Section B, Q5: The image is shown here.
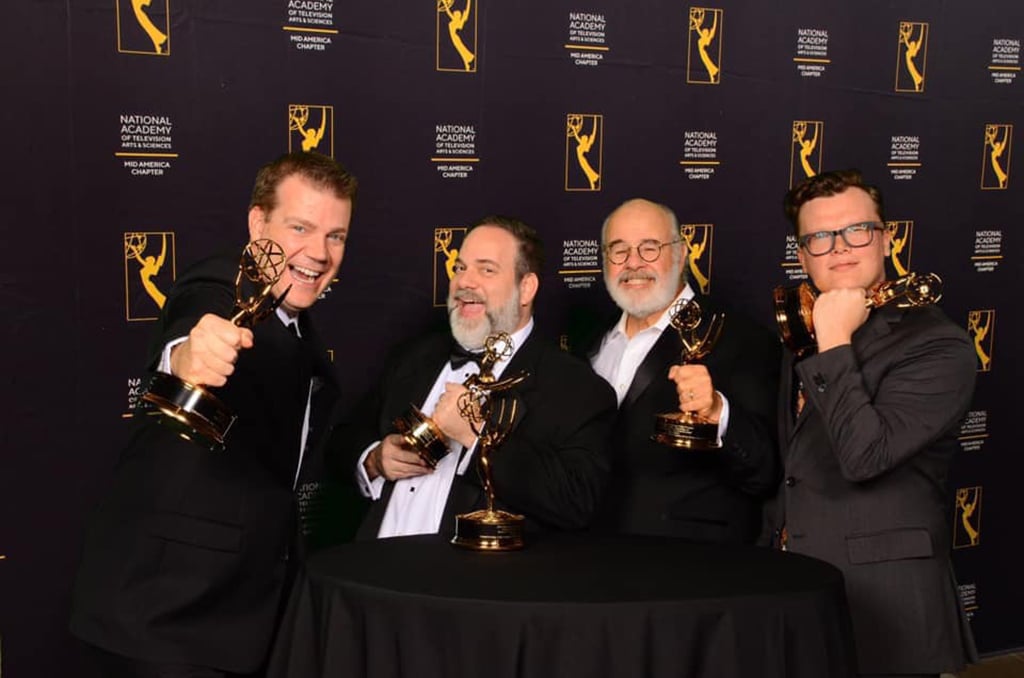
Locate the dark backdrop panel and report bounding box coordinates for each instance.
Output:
[2,0,1020,674]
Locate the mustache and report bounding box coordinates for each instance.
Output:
[451,290,484,303]
[617,270,658,284]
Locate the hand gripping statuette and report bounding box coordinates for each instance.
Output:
[447,333,528,551]
[651,297,725,450]
[394,332,519,469]
[141,239,290,451]
[773,271,943,358]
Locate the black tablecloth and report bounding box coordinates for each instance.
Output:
[268,533,855,678]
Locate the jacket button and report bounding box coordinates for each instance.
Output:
[785,476,796,487]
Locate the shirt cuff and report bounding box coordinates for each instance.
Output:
[158,336,189,374]
[716,390,731,442]
[355,441,385,500]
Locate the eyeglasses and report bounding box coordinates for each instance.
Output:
[604,239,681,265]
[798,222,886,257]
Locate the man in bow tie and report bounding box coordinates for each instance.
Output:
[336,216,617,539]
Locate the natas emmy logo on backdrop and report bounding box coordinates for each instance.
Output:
[565,114,603,191]
[894,21,928,93]
[436,0,477,73]
[124,231,176,322]
[953,486,982,549]
[789,120,824,188]
[885,221,913,277]
[434,227,467,307]
[686,7,723,84]
[680,224,714,294]
[967,310,995,372]
[981,124,1012,190]
[117,0,170,55]
[288,105,334,156]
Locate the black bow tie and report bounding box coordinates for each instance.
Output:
[450,343,483,370]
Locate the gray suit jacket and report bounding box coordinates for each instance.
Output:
[766,303,978,675]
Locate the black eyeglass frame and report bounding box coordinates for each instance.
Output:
[604,239,683,265]
[797,221,886,257]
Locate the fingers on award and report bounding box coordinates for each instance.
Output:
[652,298,725,450]
[141,239,289,451]
[773,271,942,357]
[393,333,515,469]
[447,333,528,551]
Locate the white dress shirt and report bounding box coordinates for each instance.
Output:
[357,320,534,538]
[591,285,730,437]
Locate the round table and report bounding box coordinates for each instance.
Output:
[268,533,855,678]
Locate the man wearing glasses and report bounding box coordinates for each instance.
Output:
[581,198,780,543]
[767,170,977,677]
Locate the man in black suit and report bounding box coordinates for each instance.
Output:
[766,170,977,677]
[342,216,616,539]
[69,152,357,677]
[582,198,779,543]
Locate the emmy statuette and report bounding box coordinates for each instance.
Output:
[393,333,521,468]
[445,333,529,551]
[651,298,725,450]
[773,271,943,357]
[141,239,289,451]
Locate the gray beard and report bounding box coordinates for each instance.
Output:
[448,288,521,350]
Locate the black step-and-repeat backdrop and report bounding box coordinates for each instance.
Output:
[2,0,1021,673]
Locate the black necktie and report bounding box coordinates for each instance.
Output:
[450,342,483,369]
[287,321,301,339]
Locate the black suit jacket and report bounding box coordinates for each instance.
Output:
[334,328,617,540]
[765,304,977,674]
[577,293,780,543]
[69,251,339,673]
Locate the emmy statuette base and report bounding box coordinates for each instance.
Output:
[393,404,449,468]
[651,412,721,450]
[451,509,525,551]
[141,372,236,452]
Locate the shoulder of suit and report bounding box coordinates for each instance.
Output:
[529,336,609,380]
[155,250,238,333]
[888,304,970,342]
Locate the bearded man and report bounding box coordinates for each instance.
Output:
[337,216,616,539]
[581,198,780,543]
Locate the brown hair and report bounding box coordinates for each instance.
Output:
[783,169,884,236]
[249,152,358,214]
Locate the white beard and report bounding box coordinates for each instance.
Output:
[605,255,684,319]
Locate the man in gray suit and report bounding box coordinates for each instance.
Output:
[766,170,977,678]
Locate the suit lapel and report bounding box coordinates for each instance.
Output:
[780,351,801,445]
[500,331,538,429]
[399,336,453,414]
[621,328,677,411]
[620,290,720,411]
